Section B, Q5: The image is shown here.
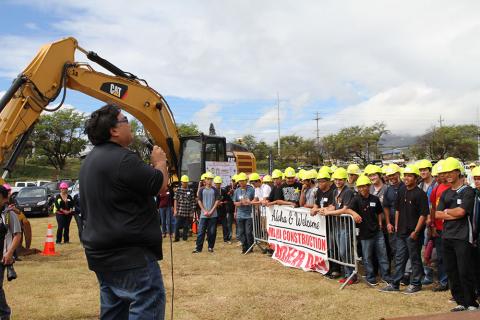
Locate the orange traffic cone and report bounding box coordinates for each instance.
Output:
[41,223,58,256]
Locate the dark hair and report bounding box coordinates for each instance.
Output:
[0,186,8,199]
[84,104,121,145]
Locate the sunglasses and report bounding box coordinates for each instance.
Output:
[116,116,129,124]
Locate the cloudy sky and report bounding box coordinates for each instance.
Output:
[1,0,480,142]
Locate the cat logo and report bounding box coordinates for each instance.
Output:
[100,82,128,99]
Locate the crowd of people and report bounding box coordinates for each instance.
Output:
[162,157,480,313]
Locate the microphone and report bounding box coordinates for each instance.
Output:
[140,137,154,151]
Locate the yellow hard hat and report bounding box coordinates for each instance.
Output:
[332,167,348,180]
[381,165,389,175]
[356,175,372,187]
[317,171,331,180]
[213,176,222,184]
[236,172,248,181]
[200,173,206,180]
[347,164,362,175]
[272,169,283,179]
[320,166,333,174]
[403,164,420,176]
[284,167,296,178]
[364,164,382,176]
[298,169,307,178]
[431,163,439,177]
[231,174,238,182]
[416,159,433,170]
[472,166,480,177]
[249,172,261,181]
[443,157,463,174]
[180,175,189,183]
[262,175,272,182]
[204,171,215,179]
[330,165,338,172]
[469,162,477,168]
[385,163,401,176]
[302,170,316,180]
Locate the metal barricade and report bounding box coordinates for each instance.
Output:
[245,205,269,253]
[326,214,362,289]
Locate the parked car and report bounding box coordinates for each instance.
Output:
[11,181,37,195]
[14,186,52,217]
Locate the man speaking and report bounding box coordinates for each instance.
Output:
[80,104,168,320]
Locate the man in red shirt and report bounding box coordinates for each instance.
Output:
[429,160,449,291]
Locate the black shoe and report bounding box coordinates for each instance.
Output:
[208,248,214,253]
[379,284,400,293]
[173,239,180,242]
[451,305,466,312]
[400,275,410,286]
[432,284,449,292]
[403,285,422,295]
[192,249,201,254]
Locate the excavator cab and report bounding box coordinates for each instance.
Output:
[178,134,227,182]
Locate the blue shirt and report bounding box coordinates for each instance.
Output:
[233,185,255,219]
[198,187,220,218]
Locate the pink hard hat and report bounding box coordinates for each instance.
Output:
[59,182,69,189]
[2,184,11,191]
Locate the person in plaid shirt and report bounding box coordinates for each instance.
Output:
[173,175,196,242]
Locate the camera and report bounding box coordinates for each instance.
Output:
[6,265,17,281]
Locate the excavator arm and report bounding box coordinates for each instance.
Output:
[0,37,180,178]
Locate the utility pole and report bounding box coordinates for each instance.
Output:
[438,115,444,127]
[314,112,321,166]
[277,92,281,158]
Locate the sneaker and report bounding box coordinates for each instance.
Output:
[379,284,400,293]
[324,272,339,279]
[448,297,456,304]
[400,275,410,286]
[451,305,466,312]
[367,280,379,286]
[208,248,214,253]
[192,249,201,254]
[432,284,449,292]
[467,306,478,311]
[403,285,422,295]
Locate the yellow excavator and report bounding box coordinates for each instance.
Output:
[0,37,256,183]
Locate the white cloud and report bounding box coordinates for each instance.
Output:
[2,1,480,138]
[191,103,222,133]
[25,22,39,30]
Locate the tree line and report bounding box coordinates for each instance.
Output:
[15,110,479,172]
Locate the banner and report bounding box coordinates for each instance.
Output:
[205,161,237,187]
[266,205,329,274]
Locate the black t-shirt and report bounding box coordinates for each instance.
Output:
[268,185,284,202]
[79,142,164,272]
[315,185,335,208]
[333,186,354,209]
[281,182,303,206]
[349,194,383,240]
[395,185,429,236]
[437,185,474,241]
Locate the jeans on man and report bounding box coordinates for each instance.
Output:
[443,238,478,307]
[361,230,391,283]
[392,234,424,287]
[159,207,174,234]
[95,258,166,320]
[56,214,73,243]
[335,228,354,277]
[73,213,83,243]
[237,218,253,252]
[424,231,448,286]
[174,216,190,241]
[195,218,217,251]
[0,266,11,320]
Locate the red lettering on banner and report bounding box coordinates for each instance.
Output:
[268,227,276,238]
[290,249,305,268]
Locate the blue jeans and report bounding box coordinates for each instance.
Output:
[392,234,424,287]
[361,231,391,283]
[424,231,448,286]
[237,218,253,252]
[95,258,166,320]
[159,207,174,234]
[335,228,354,277]
[196,217,217,251]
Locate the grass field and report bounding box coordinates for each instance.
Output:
[7,216,458,320]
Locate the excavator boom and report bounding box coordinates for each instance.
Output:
[0,37,180,177]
